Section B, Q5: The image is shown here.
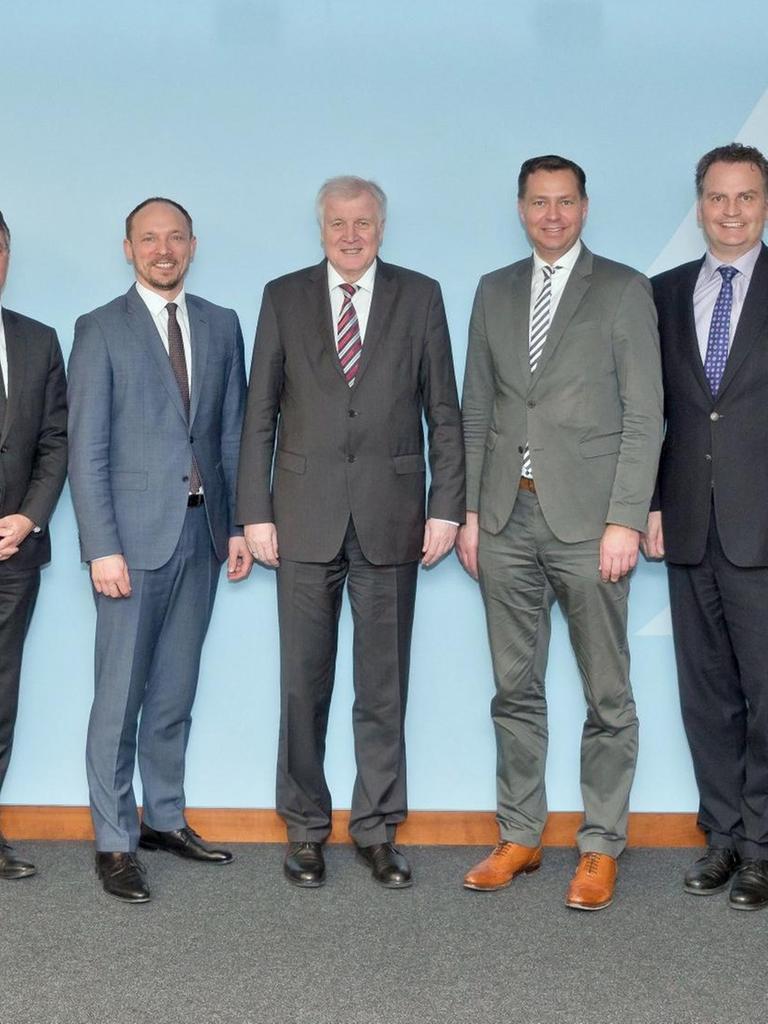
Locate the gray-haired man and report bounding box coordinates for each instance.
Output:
[237,176,465,888]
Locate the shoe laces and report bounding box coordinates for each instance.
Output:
[583,852,602,876]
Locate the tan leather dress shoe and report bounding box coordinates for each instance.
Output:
[463,841,542,891]
[565,852,617,910]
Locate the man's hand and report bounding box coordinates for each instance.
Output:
[641,510,665,560]
[421,518,458,567]
[227,536,254,581]
[456,511,480,580]
[599,524,640,583]
[244,522,279,568]
[0,514,35,561]
[91,554,132,598]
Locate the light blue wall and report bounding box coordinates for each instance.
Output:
[1,1,766,814]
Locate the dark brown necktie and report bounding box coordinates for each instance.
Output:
[166,302,201,493]
[0,360,7,428]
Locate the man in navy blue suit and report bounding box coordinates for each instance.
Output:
[645,144,768,910]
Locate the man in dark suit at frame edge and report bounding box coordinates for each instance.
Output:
[644,142,768,911]
[68,198,252,903]
[236,175,465,889]
[0,210,68,880]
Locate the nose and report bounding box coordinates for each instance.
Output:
[723,195,740,217]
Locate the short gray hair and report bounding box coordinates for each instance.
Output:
[315,176,387,225]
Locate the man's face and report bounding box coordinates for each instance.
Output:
[518,169,588,264]
[321,191,384,283]
[697,160,768,262]
[0,231,9,295]
[124,201,196,296]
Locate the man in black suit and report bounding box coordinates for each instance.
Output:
[644,143,768,910]
[236,176,464,888]
[0,210,67,879]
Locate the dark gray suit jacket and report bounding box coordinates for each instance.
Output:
[652,244,768,566]
[0,308,67,571]
[463,245,663,542]
[236,259,465,564]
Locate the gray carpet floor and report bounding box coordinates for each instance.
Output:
[0,844,765,1024]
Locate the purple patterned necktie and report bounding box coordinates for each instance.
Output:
[166,302,201,493]
[703,265,737,396]
[336,283,362,387]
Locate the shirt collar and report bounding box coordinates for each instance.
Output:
[532,239,582,276]
[327,258,378,294]
[703,241,762,283]
[135,280,188,318]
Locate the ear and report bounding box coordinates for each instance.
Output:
[189,236,197,261]
[123,238,134,264]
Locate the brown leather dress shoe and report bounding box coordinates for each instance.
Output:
[565,852,617,910]
[463,841,542,891]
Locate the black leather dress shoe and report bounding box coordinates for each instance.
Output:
[729,859,768,911]
[284,842,325,887]
[684,846,740,895]
[139,823,233,863]
[0,836,36,880]
[356,842,412,888]
[96,852,150,903]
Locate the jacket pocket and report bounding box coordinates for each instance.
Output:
[578,433,621,458]
[110,471,148,491]
[393,453,425,474]
[275,449,307,474]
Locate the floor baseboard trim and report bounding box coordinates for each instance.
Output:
[0,806,705,847]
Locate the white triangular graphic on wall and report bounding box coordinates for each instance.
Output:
[647,88,768,276]
[636,605,672,636]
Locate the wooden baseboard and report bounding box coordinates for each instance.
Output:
[0,806,705,847]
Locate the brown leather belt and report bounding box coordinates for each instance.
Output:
[518,477,536,494]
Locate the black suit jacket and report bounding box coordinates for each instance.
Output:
[236,259,465,564]
[652,244,768,566]
[0,308,67,570]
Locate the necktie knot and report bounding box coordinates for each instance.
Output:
[718,265,737,283]
[166,302,178,316]
[340,283,356,299]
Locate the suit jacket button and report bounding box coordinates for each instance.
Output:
[704,454,712,462]
[517,446,523,454]
[527,400,536,408]
[710,411,720,421]
[182,474,190,482]
[347,455,356,463]
[348,410,358,418]
[0,446,6,453]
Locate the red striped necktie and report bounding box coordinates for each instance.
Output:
[336,283,362,387]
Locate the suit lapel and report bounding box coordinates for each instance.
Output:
[187,296,209,425]
[676,259,710,397]
[354,260,398,386]
[502,260,534,384]
[532,245,591,383]
[304,261,346,385]
[1,309,26,443]
[719,245,768,397]
[125,285,187,422]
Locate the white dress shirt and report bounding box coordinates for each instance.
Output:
[327,259,377,341]
[529,240,582,330]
